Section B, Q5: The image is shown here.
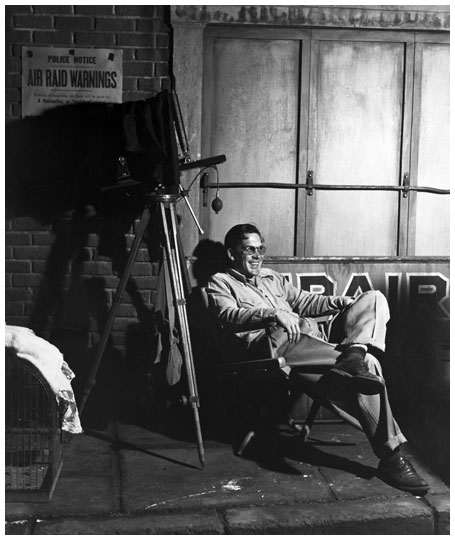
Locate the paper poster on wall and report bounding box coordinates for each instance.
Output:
[22,46,123,117]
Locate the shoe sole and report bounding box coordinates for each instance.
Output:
[321,370,385,400]
[386,483,429,495]
[378,473,430,495]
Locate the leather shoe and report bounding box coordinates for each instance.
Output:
[318,346,385,400]
[378,451,429,495]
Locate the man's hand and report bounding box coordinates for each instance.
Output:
[275,310,301,343]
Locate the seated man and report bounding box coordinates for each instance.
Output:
[206,223,429,495]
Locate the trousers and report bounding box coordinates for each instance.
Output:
[266,290,406,459]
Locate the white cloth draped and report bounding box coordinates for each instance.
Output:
[5,325,83,435]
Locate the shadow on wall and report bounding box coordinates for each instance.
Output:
[383,313,450,486]
[5,104,269,442]
[6,103,123,220]
[116,238,231,441]
[187,238,227,378]
[5,102,177,430]
[185,239,231,440]
[6,93,179,220]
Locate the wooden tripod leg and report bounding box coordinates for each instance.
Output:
[78,205,152,415]
[169,206,205,467]
[160,200,205,467]
[168,203,199,395]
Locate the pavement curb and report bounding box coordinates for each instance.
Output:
[424,493,450,535]
[223,497,435,535]
[31,510,225,535]
[4,519,34,535]
[9,495,446,535]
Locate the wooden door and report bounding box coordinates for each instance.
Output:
[409,36,450,255]
[201,27,448,258]
[202,28,308,254]
[302,31,414,256]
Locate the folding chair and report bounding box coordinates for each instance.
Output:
[197,289,363,457]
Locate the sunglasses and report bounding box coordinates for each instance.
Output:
[238,245,266,256]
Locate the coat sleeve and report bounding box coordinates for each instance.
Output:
[281,274,353,317]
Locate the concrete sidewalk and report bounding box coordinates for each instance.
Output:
[5,421,449,535]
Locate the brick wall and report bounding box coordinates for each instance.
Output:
[5,5,171,119]
[5,6,173,425]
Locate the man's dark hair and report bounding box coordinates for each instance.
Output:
[224,223,264,250]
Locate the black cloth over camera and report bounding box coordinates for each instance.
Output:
[6,90,180,220]
[121,90,180,193]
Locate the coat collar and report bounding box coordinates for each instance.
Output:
[227,267,273,285]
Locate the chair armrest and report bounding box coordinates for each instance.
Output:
[221,320,278,334]
[216,356,287,377]
[312,309,339,323]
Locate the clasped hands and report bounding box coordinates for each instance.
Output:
[274,298,353,343]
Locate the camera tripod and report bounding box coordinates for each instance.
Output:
[78,190,205,467]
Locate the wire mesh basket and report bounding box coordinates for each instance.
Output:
[5,352,64,502]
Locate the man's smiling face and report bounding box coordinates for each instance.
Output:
[228,233,265,278]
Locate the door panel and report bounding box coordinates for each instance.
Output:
[203,37,300,254]
[413,43,450,255]
[310,191,399,255]
[201,28,449,258]
[307,40,405,256]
